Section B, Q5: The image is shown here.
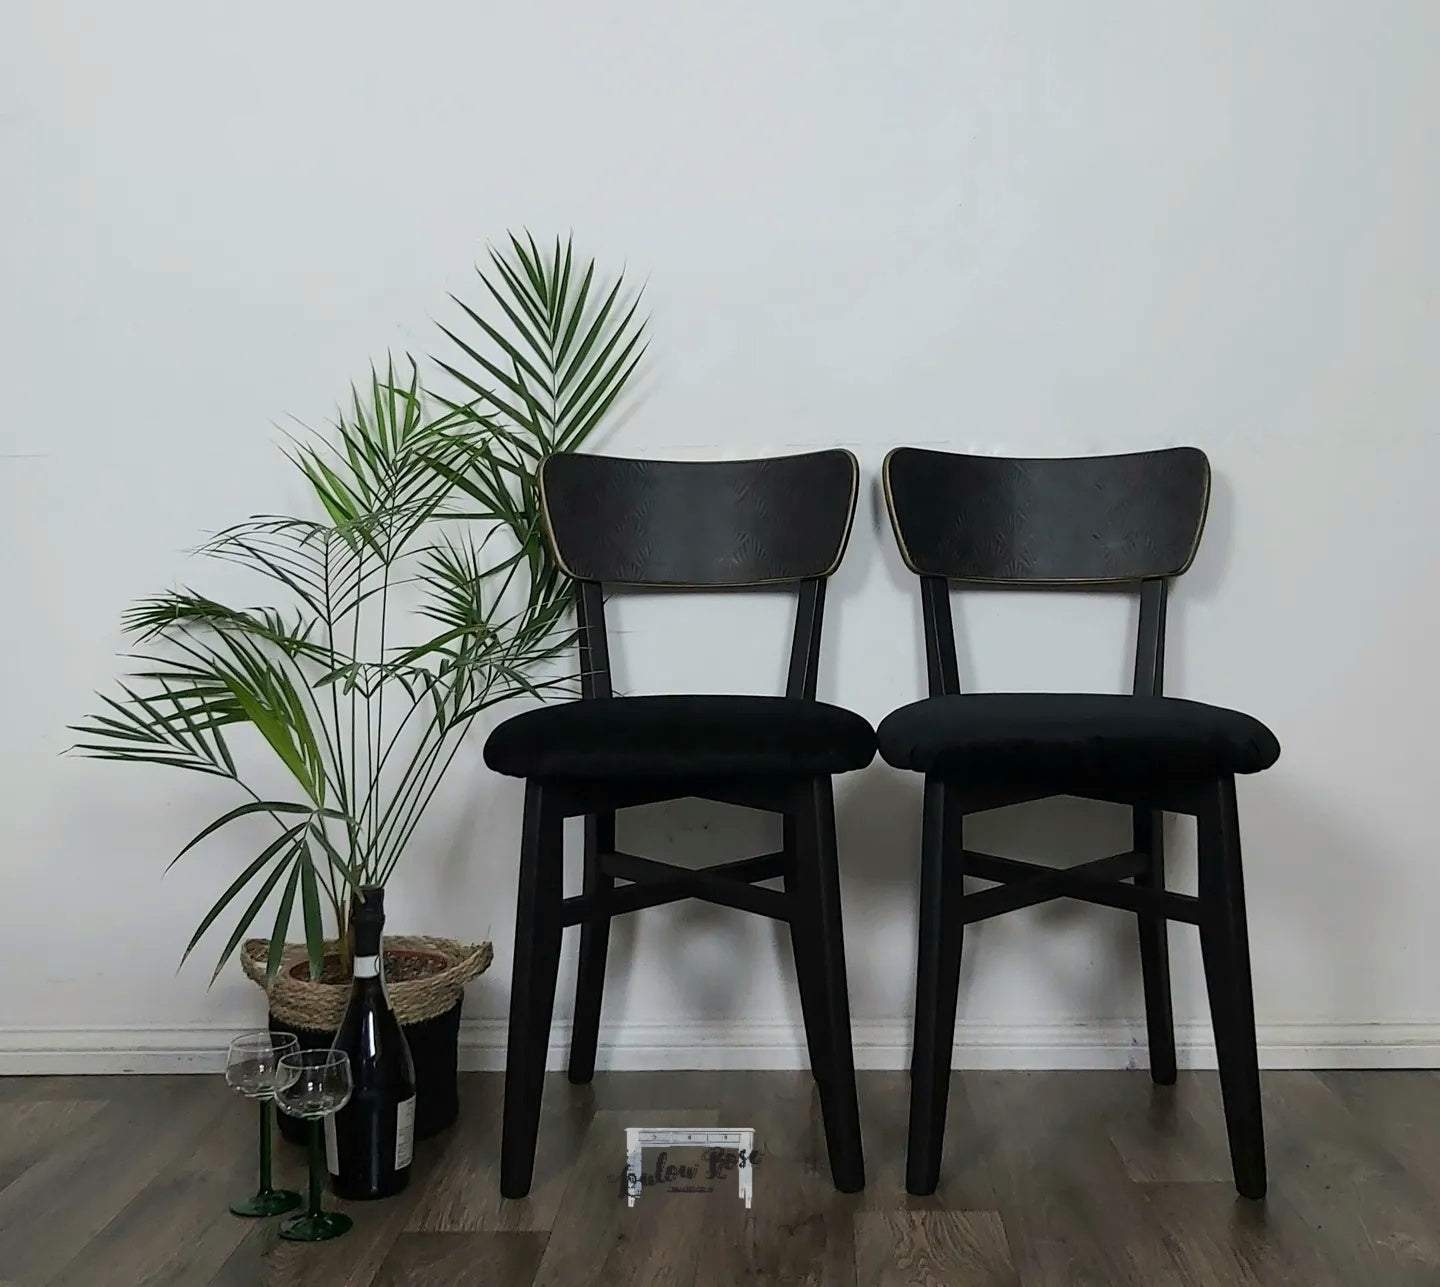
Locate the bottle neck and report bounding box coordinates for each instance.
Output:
[351,922,384,986]
[349,888,386,987]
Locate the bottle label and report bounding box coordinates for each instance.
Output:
[324,1113,339,1175]
[395,1095,416,1170]
[353,954,380,978]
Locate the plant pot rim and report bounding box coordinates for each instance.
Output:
[241,934,491,1029]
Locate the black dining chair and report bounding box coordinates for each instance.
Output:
[878,446,1279,1200]
[485,449,872,1199]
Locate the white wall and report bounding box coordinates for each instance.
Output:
[3,0,1438,1072]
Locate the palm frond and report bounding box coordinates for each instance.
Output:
[432,233,648,454]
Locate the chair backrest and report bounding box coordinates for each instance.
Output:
[539,451,858,587]
[883,447,1209,584]
[882,446,1211,697]
[538,450,860,699]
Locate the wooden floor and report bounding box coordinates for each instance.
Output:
[1,1069,1438,1285]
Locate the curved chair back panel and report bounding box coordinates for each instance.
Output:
[539,450,859,587]
[883,447,1210,585]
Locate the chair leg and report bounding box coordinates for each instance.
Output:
[783,812,829,1083]
[1134,807,1177,1085]
[906,776,965,1196]
[1197,775,1266,1200]
[569,812,615,1084]
[500,780,565,1199]
[792,776,865,1193]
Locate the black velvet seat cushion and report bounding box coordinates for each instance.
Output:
[485,695,876,779]
[877,693,1279,780]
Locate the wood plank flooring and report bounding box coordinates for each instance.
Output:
[0,1070,1436,1285]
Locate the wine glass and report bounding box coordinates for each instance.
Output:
[225,1031,302,1217]
[273,1048,354,1241]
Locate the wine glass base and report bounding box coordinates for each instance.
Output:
[229,1188,303,1218]
[279,1210,354,1242]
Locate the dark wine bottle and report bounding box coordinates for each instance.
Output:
[326,886,417,1200]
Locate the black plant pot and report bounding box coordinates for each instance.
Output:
[270,999,462,1145]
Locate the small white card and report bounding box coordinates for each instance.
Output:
[623,1126,758,1208]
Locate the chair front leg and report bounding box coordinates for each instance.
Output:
[1134,806,1178,1084]
[792,776,865,1193]
[501,780,566,1199]
[906,775,965,1196]
[1197,775,1266,1200]
[783,812,829,1085]
[569,811,615,1084]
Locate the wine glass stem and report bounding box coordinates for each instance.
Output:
[258,1099,274,1192]
[307,1118,325,1216]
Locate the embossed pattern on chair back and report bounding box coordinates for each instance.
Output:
[539,450,859,587]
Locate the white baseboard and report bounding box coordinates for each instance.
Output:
[1,1019,1437,1075]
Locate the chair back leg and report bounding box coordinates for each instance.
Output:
[569,812,616,1084]
[1134,807,1178,1084]
[1197,775,1267,1199]
[500,781,566,1199]
[905,776,966,1195]
[790,776,866,1193]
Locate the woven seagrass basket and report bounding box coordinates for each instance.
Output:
[241,935,491,1141]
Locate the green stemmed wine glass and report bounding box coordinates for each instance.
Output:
[274,1048,354,1242]
[225,1031,303,1217]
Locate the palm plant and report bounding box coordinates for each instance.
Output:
[71,234,646,985]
